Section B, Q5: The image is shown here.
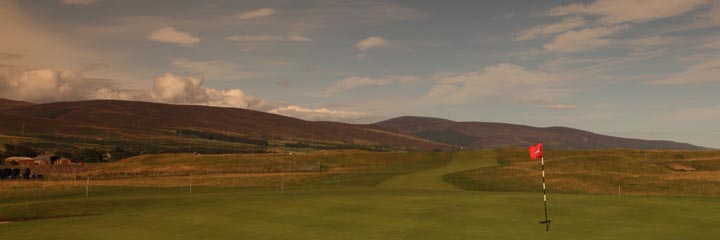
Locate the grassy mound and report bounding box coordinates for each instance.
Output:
[447,148,720,196]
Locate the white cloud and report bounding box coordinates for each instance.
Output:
[327,75,417,93]
[425,63,573,105]
[650,56,720,85]
[0,66,129,103]
[355,37,391,50]
[226,33,312,42]
[147,27,199,46]
[226,35,284,42]
[544,104,577,110]
[0,64,369,122]
[267,105,371,122]
[515,17,586,41]
[236,8,277,20]
[543,25,628,53]
[287,33,312,42]
[60,0,98,5]
[547,0,710,24]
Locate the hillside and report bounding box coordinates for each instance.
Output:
[0,99,448,151]
[0,99,706,152]
[0,98,33,110]
[374,116,705,150]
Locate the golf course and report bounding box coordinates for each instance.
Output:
[2,150,719,239]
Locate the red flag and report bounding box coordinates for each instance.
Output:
[528,142,543,160]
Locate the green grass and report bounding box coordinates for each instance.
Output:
[1,150,720,239]
[449,148,720,196]
[2,187,719,239]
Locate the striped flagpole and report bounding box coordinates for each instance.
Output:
[540,157,551,232]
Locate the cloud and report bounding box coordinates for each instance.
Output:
[327,75,417,93]
[0,52,23,60]
[0,64,369,122]
[661,105,720,123]
[547,0,710,24]
[425,63,573,105]
[287,33,312,42]
[150,73,372,122]
[0,1,96,67]
[226,35,284,42]
[60,0,98,5]
[150,73,259,108]
[626,36,679,47]
[543,25,628,53]
[267,105,372,122]
[515,17,586,41]
[0,66,127,103]
[650,56,720,85]
[701,36,720,49]
[236,8,277,20]
[355,37,391,50]
[170,58,263,80]
[226,33,312,42]
[544,104,577,110]
[147,27,199,46]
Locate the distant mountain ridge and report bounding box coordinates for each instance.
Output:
[373,116,705,150]
[0,99,706,150]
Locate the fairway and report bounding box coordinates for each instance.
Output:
[2,152,720,239]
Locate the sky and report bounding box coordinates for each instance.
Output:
[1,0,720,148]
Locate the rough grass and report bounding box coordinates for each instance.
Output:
[449,148,720,196]
[0,150,453,199]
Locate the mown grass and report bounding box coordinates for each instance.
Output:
[449,148,720,196]
[1,187,720,239]
[1,149,720,239]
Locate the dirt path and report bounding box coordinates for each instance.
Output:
[377,151,497,191]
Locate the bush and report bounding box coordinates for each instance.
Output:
[2,143,39,158]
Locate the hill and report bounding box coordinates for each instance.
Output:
[0,98,33,110]
[0,99,448,151]
[373,116,705,150]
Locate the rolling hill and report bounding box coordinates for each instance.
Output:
[373,116,705,150]
[0,99,447,150]
[0,99,706,151]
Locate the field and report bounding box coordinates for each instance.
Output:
[1,150,720,239]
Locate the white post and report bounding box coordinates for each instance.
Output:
[281,172,284,192]
[85,176,89,198]
[540,157,550,232]
[189,174,193,199]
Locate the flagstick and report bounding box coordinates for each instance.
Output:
[540,157,550,232]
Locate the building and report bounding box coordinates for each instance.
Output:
[3,154,76,166]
